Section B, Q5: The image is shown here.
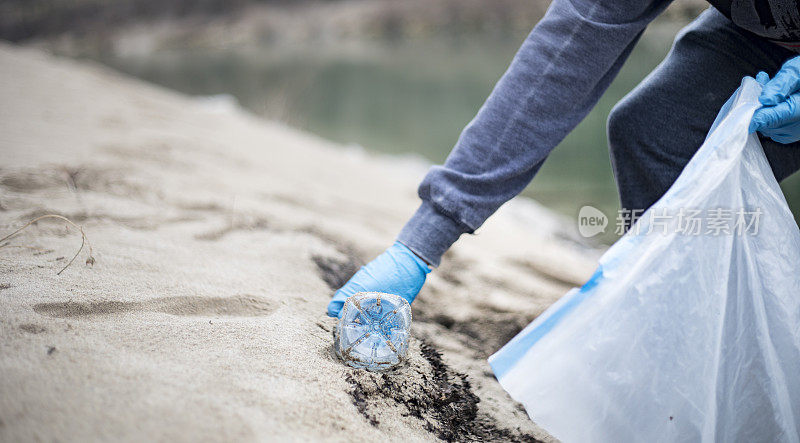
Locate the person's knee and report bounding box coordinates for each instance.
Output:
[607,92,649,165]
[607,89,678,211]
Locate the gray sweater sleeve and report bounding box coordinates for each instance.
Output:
[397,0,673,266]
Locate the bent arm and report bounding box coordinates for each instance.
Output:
[398,0,672,266]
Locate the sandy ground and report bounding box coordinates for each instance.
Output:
[0,43,598,442]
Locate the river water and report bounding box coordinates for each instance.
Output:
[92,22,800,242]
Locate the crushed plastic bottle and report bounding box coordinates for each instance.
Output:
[334,292,412,371]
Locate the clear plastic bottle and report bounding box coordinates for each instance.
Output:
[334,292,412,371]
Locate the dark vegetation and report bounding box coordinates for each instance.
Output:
[0,0,554,44]
[0,0,303,41]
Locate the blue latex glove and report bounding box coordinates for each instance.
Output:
[749,58,800,144]
[326,241,431,318]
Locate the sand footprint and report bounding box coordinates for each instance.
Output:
[33,294,276,318]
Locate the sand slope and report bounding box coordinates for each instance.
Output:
[0,43,597,442]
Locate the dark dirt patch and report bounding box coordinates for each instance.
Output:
[347,374,380,427]
[0,283,11,290]
[416,311,532,359]
[448,315,532,358]
[345,341,540,442]
[19,323,47,334]
[311,254,362,291]
[47,346,57,355]
[304,229,365,290]
[434,250,473,287]
[437,269,463,286]
[429,313,456,329]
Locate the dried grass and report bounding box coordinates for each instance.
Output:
[0,214,95,275]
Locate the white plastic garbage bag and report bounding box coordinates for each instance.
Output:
[489,77,800,443]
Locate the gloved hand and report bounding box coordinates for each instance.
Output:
[749,58,800,144]
[326,241,431,318]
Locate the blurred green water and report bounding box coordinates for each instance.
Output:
[94,25,800,242]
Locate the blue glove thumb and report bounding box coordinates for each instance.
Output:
[755,71,771,87]
[759,56,800,106]
[749,71,772,133]
[326,241,431,318]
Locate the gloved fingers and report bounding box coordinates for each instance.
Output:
[327,289,346,317]
[760,56,800,106]
[328,272,375,315]
[362,248,414,292]
[326,266,370,317]
[326,299,345,317]
[762,121,800,144]
[765,128,798,144]
[381,259,422,301]
[325,242,431,317]
[769,133,798,144]
[748,118,759,134]
[755,71,770,86]
[750,93,800,131]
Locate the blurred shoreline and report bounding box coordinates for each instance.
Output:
[9,0,706,57]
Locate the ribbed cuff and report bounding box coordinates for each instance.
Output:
[396,202,470,267]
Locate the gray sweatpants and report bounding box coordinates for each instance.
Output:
[609,8,800,212]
